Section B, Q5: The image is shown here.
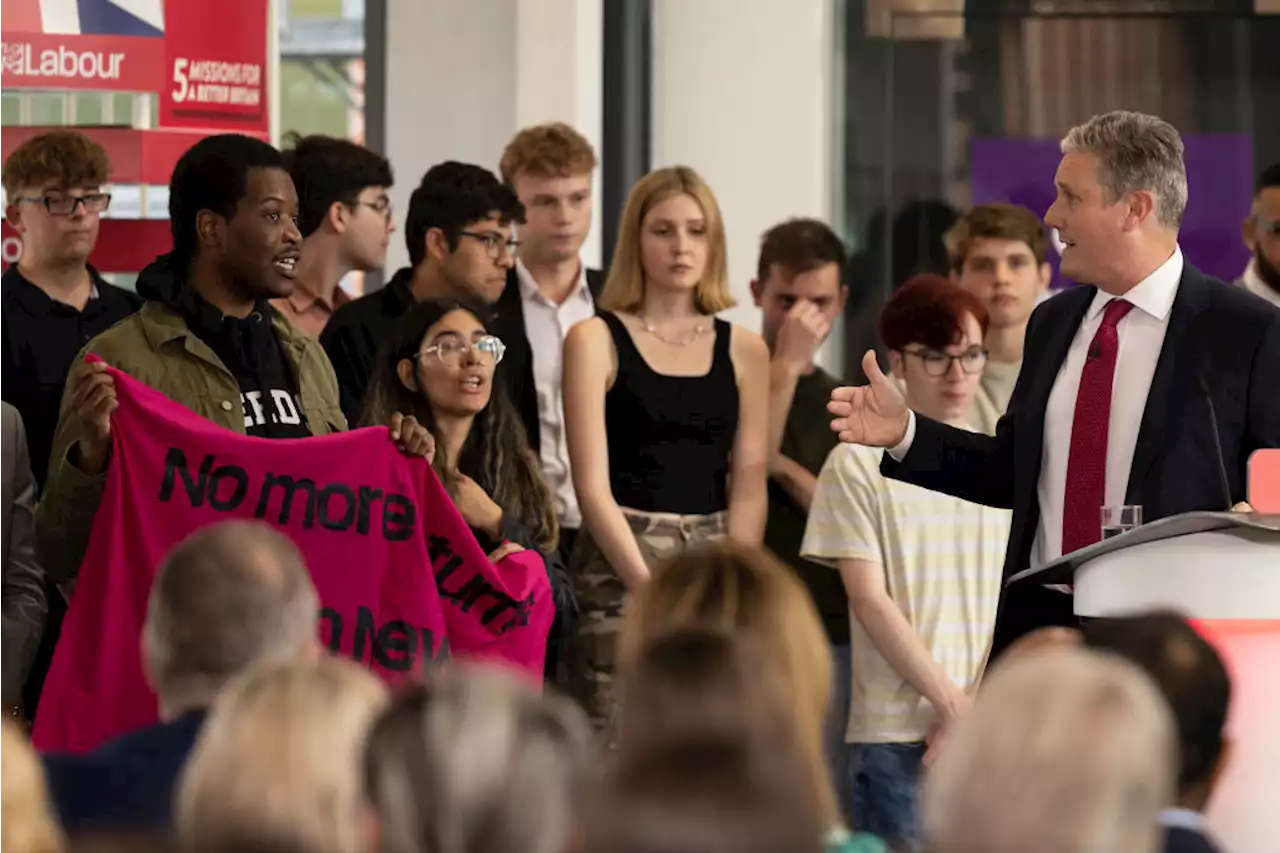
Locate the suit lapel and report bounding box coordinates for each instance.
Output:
[1125,266,1210,502]
[1017,287,1094,457]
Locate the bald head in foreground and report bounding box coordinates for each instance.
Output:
[44,521,320,835]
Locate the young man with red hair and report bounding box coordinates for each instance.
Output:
[802,275,1010,848]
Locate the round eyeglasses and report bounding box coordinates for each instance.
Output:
[420,334,506,366]
[899,346,988,377]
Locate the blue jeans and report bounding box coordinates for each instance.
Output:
[825,644,853,821]
[848,741,926,848]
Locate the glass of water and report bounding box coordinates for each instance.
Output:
[1100,505,1143,540]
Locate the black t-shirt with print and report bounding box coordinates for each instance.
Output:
[179,291,312,439]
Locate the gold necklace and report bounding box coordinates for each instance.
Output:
[638,313,707,347]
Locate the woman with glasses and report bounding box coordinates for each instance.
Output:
[361,298,561,573]
[561,166,771,731]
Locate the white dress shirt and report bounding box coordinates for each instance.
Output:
[1240,257,1280,308]
[891,247,1185,568]
[516,259,595,530]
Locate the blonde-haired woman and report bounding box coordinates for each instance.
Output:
[618,540,883,853]
[176,658,389,853]
[922,646,1176,853]
[563,165,770,729]
[2,718,63,853]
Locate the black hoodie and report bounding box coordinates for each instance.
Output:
[136,254,311,439]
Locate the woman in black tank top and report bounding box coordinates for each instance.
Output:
[561,166,770,729]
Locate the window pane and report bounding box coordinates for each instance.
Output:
[29,93,65,125]
[1,93,20,125]
[74,94,104,125]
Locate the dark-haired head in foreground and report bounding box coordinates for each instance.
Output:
[168,133,301,316]
[1084,610,1232,811]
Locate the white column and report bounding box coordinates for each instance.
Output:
[650,0,842,374]
[381,0,602,274]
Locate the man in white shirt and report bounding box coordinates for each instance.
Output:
[1238,162,1280,308]
[803,275,1009,845]
[827,110,1280,662]
[496,123,604,679]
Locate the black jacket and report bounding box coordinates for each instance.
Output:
[882,265,1280,658]
[492,266,605,454]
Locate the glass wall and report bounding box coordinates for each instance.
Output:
[836,0,1279,380]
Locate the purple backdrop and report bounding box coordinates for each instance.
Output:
[970,135,1254,288]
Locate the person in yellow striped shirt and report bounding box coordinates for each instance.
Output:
[801,274,1010,849]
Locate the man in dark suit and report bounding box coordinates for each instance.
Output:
[828,110,1280,661]
[2,402,47,721]
[42,521,319,836]
[1085,612,1231,853]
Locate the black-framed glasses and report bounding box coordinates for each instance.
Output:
[420,334,506,366]
[19,193,112,216]
[457,230,520,260]
[899,346,988,377]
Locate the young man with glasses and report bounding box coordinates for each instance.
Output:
[2,131,141,724]
[801,274,1010,848]
[272,134,396,336]
[322,161,524,423]
[2,131,142,488]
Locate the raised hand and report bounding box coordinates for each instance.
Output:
[68,361,117,474]
[773,301,831,373]
[827,350,911,447]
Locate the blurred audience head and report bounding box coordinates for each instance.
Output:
[2,130,109,270]
[620,540,837,827]
[582,734,825,853]
[616,626,788,750]
[177,657,388,853]
[944,203,1051,335]
[142,521,319,720]
[500,123,597,268]
[922,647,1176,853]
[891,200,960,290]
[168,133,300,300]
[600,166,733,316]
[1,717,63,853]
[364,664,591,853]
[281,133,395,271]
[1084,611,1232,811]
[1047,110,1186,290]
[750,218,848,354]
[880,274,989,425]
[1242,161,1280,291]
[404,162,524,305]
[362,297,557,552]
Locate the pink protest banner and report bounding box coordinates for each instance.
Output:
[33,360,553,754]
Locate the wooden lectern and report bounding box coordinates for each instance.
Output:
[1009,512,1280,853]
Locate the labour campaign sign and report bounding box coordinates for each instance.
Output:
[1,0,268,135]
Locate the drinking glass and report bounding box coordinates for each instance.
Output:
[1100,505,1143,540]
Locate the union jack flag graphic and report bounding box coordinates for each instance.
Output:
[4,0,165,38]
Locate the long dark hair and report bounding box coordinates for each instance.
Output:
[361,298,558,553]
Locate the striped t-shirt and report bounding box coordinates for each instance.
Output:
[801,442,1010,743]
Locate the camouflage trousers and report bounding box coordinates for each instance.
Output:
[565,508,728,731]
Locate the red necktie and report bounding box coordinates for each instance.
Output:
[1062,298,1134,553]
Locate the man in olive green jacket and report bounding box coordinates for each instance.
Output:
[36,134,431,584]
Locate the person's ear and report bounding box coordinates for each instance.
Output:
[396,357,418,393]
[1125,190,1157,230]
[426,227,451,262]
[4,203,24,232]
[326,201,348,235]
[196,209,224,249]
[888,349,905,379]
[749,278,765,307]
[1241,215,1257,252]
[835,284,849,313]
